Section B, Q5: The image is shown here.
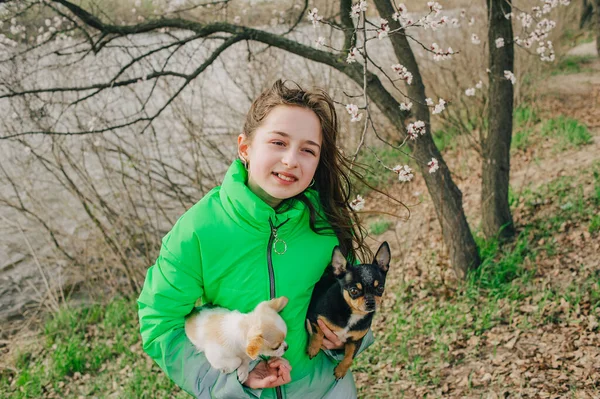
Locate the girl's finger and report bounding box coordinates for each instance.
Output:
[317,320,342,345]
[268,357,292,371]
[255,375,278,389]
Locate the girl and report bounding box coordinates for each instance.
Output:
[138,80,375,398]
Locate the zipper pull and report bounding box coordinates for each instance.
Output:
[272,227,287,255]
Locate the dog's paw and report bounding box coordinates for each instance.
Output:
[333,365,348,380]
[237,366,249,383]
[307,344,320,359]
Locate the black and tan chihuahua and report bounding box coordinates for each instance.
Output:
[306,242,391,379]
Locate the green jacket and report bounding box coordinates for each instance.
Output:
[138,160,373,398]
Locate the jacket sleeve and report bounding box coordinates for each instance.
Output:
[137,224,261,398]
[322,329,374,362]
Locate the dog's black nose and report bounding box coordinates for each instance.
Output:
[365,297,376,310]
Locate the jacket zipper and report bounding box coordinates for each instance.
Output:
[267,218,289,399]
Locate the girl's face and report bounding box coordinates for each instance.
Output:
[238,105,322,208]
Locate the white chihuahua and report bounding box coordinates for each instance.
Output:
[185,297,289,383]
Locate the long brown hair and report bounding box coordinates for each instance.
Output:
[242,80,372,264]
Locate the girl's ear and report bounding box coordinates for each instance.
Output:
[238,133,249,160]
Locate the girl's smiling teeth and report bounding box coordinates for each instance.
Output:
[273,172,297,182]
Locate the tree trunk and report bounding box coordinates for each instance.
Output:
[482,0,516,240]
[581,0,594,28]
[373,0,480,279]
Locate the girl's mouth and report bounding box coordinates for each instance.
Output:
[272,172,297,183]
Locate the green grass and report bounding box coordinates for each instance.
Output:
[552,55,596,75]
[540,115,592,150]
[467,231,536,301]
[512,105,540,151]
[432,128,457,153]
[511,109,592,153]
[560,29,595,46]
[514,105,539,128]
[0,298,185,398]
[369,219,392,235]
[590,215,600,234]
[434,116,486,153]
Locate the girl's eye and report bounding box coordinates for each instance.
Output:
[304,149,316,155]
[272,141,285,146]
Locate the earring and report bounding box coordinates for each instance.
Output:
[309,178,315,187]
[239,154,248,170]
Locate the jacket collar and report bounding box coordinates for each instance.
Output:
[220,159,314,233]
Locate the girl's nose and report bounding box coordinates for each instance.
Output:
[282,152,298,168]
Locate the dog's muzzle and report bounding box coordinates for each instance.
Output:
[365,297,376,312]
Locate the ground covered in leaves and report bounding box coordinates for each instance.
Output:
[353,54,600,398]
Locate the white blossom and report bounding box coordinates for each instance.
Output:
[392,3,407,22]
[407,120,426,139]
[475,80,483,89]
[465,88,476,96]
[432,98,446,115]
[399,101,413,111]
[519,13,532,28]
[233,16,241,24]
[431,42,454,61]
[471,34,480,45]
[427,1,442,15]
[495,37,505,48]
[349,195,365,211]
[428,158,439,173]
[377,18,390,39]
[504,70,516,84]
[346,47,358,63]
[537,40,555,62]
[345,103,363,122]
[393,165,414,182]
[350,1,368,18]
[307,8,323,27]
[391,64,413,85]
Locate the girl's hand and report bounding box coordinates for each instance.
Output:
[318,319,345,350]
[242,358,292,389]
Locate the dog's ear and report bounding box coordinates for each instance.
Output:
[373,242,391,272]
[246,332,264,360]
[331,246,348,277]
[266,296,288,313]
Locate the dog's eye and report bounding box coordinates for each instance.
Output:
[349,287,360,296]
[376,286,385,295]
